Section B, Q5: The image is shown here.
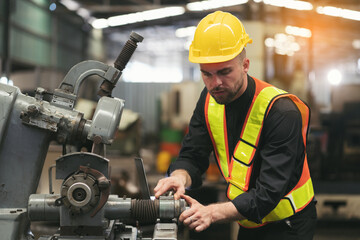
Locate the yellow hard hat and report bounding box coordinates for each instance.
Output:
[189,11,252,63]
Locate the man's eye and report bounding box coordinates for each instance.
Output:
[219,69,231,76]
[202,72,211,77]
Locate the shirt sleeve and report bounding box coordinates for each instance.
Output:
[168,88,214,188]
[231,97,305,223]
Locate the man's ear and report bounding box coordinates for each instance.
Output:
[243,58,250,73]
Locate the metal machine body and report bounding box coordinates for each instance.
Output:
[0,32,186,240]
[28,153,187,240]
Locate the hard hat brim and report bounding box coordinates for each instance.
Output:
[189,49,243,64]
[188,40,252,63]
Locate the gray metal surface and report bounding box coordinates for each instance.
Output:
[88,97,125,145]
[113,223,138,240]
[28,195,134,222]
[28,194,60,222]
[19,94,84,143]
[0,208,28,240]
[153,223,178,240]
[0,85,52,208]
[60,61,120,95]
[0,83,19,142]
[51,60,121,110]
[104,195,132,220]
[159,196,187,220]
[60,203,104,227]
[55,152,109,179]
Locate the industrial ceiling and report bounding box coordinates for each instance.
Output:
[61,0,360,71]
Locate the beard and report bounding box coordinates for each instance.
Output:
[209,81,243,105]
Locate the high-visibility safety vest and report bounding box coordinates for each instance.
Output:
[204,77,314,228]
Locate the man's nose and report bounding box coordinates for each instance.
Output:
[212,75,222,88]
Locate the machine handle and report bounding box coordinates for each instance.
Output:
[97,31,144,97]
[114,31,144,71]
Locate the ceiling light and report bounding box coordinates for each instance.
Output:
[263,0,313,11]
[123,61,183,83]
[327,69,342,85]
[108,13,143,26]
[264,38,275,47]
[91,18,109,29]
[0,76,8,84]
[141,7,185,21]
[187,0,248,11]
[175,26,197,38]
[285,25,312,38]
[59,0,80,11]
[290,42,300,51]
[353,40,360,49]
[0,76,12,85]
[268,33,300,56]
[77,8,90,19]
[107,7,185,27]
[317,6,360,21]
[184,40,192,50]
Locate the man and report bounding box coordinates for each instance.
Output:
[154,11,317,239]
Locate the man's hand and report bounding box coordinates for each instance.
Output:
[179,194,245,232]
[154,169,191,199]
[179,194,213,232]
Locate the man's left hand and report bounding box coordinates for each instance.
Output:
[179,194,245,232]
[179,194,213,232]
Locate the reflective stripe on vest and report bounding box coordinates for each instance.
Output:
[205,93,229,178]
[229,86,287,191]
[204,77,314,228]
[227,176,314,228]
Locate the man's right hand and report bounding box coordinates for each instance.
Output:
[154,169,191,200]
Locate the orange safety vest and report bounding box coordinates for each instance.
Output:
[204,77,314,228]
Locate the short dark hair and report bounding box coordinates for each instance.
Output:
[239,48,246,61]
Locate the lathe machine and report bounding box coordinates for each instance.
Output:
[0,32,187,240]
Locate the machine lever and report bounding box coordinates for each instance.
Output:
[98,32,144,97]
[114,31,144,71]
[134,157,151,200]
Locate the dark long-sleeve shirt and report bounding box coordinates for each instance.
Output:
[169,75,308,223]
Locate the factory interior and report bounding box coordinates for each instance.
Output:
[1,0,360,239]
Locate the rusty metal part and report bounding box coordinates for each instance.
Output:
[91,137,105,157]
[27,105,39,117]
[131,199,159,224]
[75,116,87,143]
[130,197,188,224]
[98,80,116,97]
